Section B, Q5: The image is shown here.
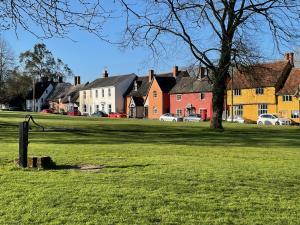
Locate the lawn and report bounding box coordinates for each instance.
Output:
[0,111,299,225]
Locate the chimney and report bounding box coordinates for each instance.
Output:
[74,76,81,86]
[197,67,206,80]
[102,70,108,78]
[58,76,63,83]
[148,69,154,82]
[172,66,179,78]
[284,52,295,66]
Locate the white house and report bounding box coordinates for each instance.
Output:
[26,80,54,112]
[79,71,136,115]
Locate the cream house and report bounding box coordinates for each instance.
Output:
[79,71,136,115]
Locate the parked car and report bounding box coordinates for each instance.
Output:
[226,115,245,123]
[183,114,202,122]
[41,109,53,114]
[91,111,108,117]
[67,109,81,116]
[108,112,127,118]
[257,114,291,125]
[159,113,183,122]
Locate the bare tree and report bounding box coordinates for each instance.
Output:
[116,0,300,129]
[0,0,109,39]
[0,37,14,104]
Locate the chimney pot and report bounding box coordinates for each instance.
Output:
[148,69,154,82]
[74,76,81,85]
[102,70,108,78]
[172,66,179,78]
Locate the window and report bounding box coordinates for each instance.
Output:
[83,91,86,99]
[200,93,205,100]
[108,104,112,113]
[102,89,104,97]
[83,104,87,112]
[153,91,157,98]
[108,88,111,97]
[258,104,268,115]
[95,90,98,98]
[153,106,157,114]
[233,105,243,117]
[176,109,182,117]
[256,88,264,95]
[233,89,241,96]
[176,94,182,101]
[291,110,299,118]
[101,104,105,111]
[96,105,99,112]
[283,95,292,102]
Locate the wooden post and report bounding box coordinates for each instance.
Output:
[19,121,29,168]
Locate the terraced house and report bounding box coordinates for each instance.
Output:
[226,53,294,122]
[277,68,300,123]
[169,68,213,120]
[79,71,136,115]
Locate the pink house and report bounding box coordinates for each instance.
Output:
[169,75,213,120]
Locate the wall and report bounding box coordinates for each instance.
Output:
[147,79,163,119]
[79,89,92,115]
[170,92,213,119]
[277,96,300,123]
[115,75,136,113]
[92,86,115,114]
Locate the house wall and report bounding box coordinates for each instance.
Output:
[277,96,300,123]
[79,89,93,115]
[226,87,277,121]
[26,84,54,112]
[147,79,163,119]
[115,76,136,113]
[91,86,116,114]
[170,92,213,119]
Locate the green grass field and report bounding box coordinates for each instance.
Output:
[0,111,299,225]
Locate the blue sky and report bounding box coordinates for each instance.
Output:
[2,2,298,84]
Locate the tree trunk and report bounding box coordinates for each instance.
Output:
[210,72,226,130]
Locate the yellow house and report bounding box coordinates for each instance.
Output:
[227,57,293,122]
[277,68,300,123]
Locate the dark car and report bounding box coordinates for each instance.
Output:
[91,111,108,117]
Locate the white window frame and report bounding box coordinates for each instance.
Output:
[176,94,182,101]
[176,109,182,117]
[283,95,292,102]
[233,105,243,117]
[233,89,241,96]
[256,87,264,95]
[108,88,111,97]
[258,104,268,115]
[102,89,105,98]
[108,104,112,113]
[153,106,157,114]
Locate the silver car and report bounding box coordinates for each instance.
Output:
[183,114,202,122]
[159,113,183,122]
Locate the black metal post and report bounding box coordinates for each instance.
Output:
[19,121,29,168]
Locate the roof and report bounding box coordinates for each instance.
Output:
[277,68,300,95]
[82,74,137,90]
[131,96,144,106]
[155,70,189,93]
[227,60,292,89]
[47,83,72,101]
[170,77,213,94]
[128,76,151,97]
[61,83,87,103]
[26,81,53,99]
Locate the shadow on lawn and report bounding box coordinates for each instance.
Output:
[52,163,152,171]
[1,119,300,148]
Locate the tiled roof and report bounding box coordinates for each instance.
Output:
[155,70,189,93]
[26,81,53,99]
[170,77,213,94]
[277,68,300,95]
[61,83,87,103]
[227,60,292,90]
[47,83,72,101]
[132,96,144,106]
[82,74,137,90]
[128,76,150,97]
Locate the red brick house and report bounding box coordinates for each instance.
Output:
[169,70,213,120]
[145,66,189,119]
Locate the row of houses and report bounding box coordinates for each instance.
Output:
[79,52,300,123]
[25,52,300,123]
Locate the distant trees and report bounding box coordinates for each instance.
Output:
[20,43,73,80]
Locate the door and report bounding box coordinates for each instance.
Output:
[144,107,148,118]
